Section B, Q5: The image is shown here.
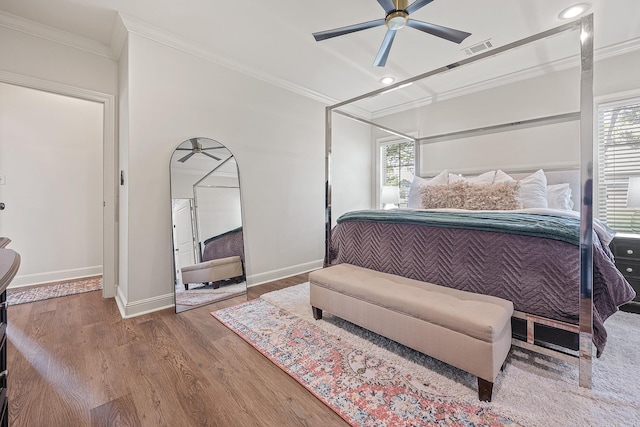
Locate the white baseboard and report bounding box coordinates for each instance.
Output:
[112,259,325,318]
[115,286,175,318]
[247,259,324,288]
[10,265,103,288]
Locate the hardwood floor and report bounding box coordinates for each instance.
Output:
[7,273,349,426]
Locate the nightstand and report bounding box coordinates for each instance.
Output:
[610,233,640,313]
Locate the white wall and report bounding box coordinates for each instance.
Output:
[0,26,117,96]
[374,49,640,175]
[117,32,326,314]
[0,82,103,286]
[118,39,130,301]
[0,24,118,294]
[195,186,242,240]
[171,164,243,262]
[330,115,374,224]
[374,66,579,174]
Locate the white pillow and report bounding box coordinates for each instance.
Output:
[448,170,496,185]
[547,183,574,210]
[493,169,515,183]
[495,169,548,208]
[407,170,449,208]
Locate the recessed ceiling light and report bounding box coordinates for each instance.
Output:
[379,76,395,85]
[558,3,591,20]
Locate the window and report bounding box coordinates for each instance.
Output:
[379,140,415,208]
[597,96,640,232]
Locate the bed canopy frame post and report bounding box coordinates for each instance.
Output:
[324,106,333,266]
[324,15,595,388]
[578,13,594,389]
[192,155,236,263]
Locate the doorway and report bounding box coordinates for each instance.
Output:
[172,198,197,290]
[0,75,116,297]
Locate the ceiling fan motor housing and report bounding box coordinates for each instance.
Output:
[386,11,409,30]
[386,0,410,30]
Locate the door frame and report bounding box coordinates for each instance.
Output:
[171,198,197,285]
[0,70,117,298]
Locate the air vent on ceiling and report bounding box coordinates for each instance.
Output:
[463,40,493,56]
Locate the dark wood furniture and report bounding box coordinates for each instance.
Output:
[0,239,20,427]
[611,233,640,313]
[0,291,6,427]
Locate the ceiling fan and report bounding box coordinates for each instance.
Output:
[312,0,471,67]
[176,138,223,163]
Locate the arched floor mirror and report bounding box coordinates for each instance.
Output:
[170,137,246,313]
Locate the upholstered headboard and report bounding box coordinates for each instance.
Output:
[422,168,581,211]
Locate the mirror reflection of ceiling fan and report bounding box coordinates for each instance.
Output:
[176,138,224,163]
[312,0,471,67]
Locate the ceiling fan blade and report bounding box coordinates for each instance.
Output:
[189,138,200,149]
[313,19,385,41]
[178,152,195,163]
[407,19,471,43]
[376,0,396,13]
[405,0,435,14]
[175,148,193,151]
[202,151,222,161]
[201,147,226,150]
[373,29,397,67]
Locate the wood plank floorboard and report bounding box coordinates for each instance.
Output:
[7,273,350,426]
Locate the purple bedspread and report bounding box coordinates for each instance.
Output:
[329,219,635,356]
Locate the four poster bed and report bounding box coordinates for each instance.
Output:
[323,14,636,388]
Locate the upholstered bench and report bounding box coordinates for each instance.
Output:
[308,263,513,401]
[181,256,243,290]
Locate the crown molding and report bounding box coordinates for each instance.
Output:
[109,14,128,60]
[116,13,372,119]
[0,11,113,59]
[371,37,640,119]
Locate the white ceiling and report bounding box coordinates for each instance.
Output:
[1,0,639,114]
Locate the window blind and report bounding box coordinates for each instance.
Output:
[597,97,640,232]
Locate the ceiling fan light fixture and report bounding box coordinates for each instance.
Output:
[386,11,408,30]
[558,3,591,20]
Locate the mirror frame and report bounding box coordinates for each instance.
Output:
[170,137,247,312]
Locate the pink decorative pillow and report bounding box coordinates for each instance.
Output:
[464,181,523,210]
[420,181,523,210]
[407,170,449,208]
[420,182,466,209]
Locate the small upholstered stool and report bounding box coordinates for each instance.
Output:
[181,256,243,290]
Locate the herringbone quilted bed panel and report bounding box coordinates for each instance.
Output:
[202,229,245,263]
[329,220,635,354]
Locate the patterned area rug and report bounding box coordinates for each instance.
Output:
[7,277,102,305]
[213,290,520,426]
[213,283,640,427]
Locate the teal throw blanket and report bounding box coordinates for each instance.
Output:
[336,209,581,246]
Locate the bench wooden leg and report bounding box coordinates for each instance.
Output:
[477,378,493,402]
[312,306,322,320]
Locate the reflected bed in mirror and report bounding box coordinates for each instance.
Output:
[170,137,246,313]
